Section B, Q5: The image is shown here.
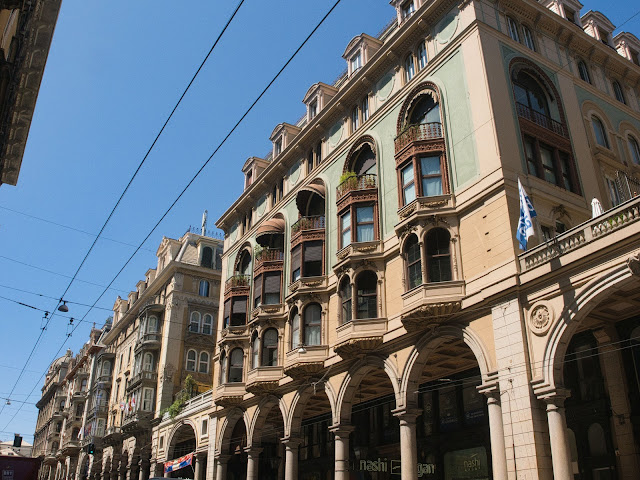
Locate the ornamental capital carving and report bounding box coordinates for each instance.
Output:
[628,253,640,277]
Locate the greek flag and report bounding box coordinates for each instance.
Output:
[517,179,537,251]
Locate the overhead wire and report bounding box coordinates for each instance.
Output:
[2,0,346,432]
[0,0,247,423]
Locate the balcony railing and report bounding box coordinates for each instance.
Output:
[515,102,567,137]
[255,248,284,264]
[126,370,157,390]
[291,215,325,235]
[394,122,442,152]
[336,174,377,200]
[225,274,251,291]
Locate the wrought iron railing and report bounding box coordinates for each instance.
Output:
[515,102,567,137]
[225,274,251,290]
[336,174,377,199]
[291,216,326,235]
[616,171,640,202]
[255,248,284,264]
[186,225,224,239]
[395,122,443,151]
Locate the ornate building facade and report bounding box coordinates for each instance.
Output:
[212,1,640,480]
[0,0,61,187]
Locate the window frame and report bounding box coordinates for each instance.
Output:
[578,60,591,84]
[189,311,201,333]
[338,203,378,250]
[356,271,378,319]
[425,228,453,283]
[522,134,577,192]
[612,80,626,104]
[303,303,322,346]
[404,54,416,83]
[628,136,640,165]
[228,348,244,383]
[507,16,520,42]
[290,308,301,350]
[198,280,210,297]
[202,314,213,335]
[261,328,279,367]
[199,351,210,374]
[591,115,610,149]
[340,277,352,325]
[405,234,423,291]
[417,41,428,70]
[398,154,447,206]
[521,25,536,51]
[186,349,197,372]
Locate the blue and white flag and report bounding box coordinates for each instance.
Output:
[165,453,193,473]
[517,178,537,251]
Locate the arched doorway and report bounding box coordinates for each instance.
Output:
[227,418,248,480]
[168,424,197,479]
[251,399,285,480]
[409,336,491,480]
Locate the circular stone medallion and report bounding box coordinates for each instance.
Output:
[529,303,553,336]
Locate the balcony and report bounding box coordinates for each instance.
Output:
[214,383,246,408]
[126,370,158,391]
[224,274,251,297]
[291,216,325,242]
[287,275,329,297]
[400,281,465,331]
[246,366,284,395]
[251,303,285,322]
[122,412,152,434]
[96,374,112,386]
[335,240,383,267]
[394,122,443,154]
[396,193,454,222]
[255,248,284,269]
[102,426,121,445]
[284,345,329,379]
[334,317,387,357]
[336,174,377,201]
[515,102,567,138]
[135,332,161,351]
[519,196,640,273]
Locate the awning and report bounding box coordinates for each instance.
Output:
[256,217,285,246]
[295,183,326,215]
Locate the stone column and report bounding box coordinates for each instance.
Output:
[137,456,149,480]
[245,447,263,480]
[214,455,229,480]
[330,425,354,480]
[544,395,573,480]
[282,438,300,480]
[419,240,428,286]
[482,388,508,480]
[393,409,420,480]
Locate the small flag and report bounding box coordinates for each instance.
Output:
[517,178,537,251]
[164,453,193,473]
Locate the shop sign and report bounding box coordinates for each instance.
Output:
[443,447,488,480]
[357,459,436,477]
[2,469,14,480]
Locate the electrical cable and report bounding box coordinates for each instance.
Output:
[0,0,247,423]
[0,291,113,312]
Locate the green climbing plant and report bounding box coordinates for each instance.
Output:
[161,374,198,419]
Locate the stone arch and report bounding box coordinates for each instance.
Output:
[508,56,567,125]
[247,395,288,446]
[396,81,442,134]
[336,355,402,424]
[233,243,253,274]
[166,419,198,459]
[287,381,337,437]
[402,324,492,409]
[216,407,249,454]
[343,135,378,173]
[540,262,638,393]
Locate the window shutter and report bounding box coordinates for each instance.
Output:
[254,274,263,303]
[291,246,301,273]
[224,300,231,317]
[264,272,281,294]
[304,241,323,262]
[233,297,247,313]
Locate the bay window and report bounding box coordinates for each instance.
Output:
[340,277,352,324]
[339,204,377,248]
[228,348,244,383]
[400,155,445,205]
[254,272,281,307]
[303,304,322,346]
[290,241,323,281]
[426,228,452,282]
[356,271,377,319]
[405,234,422,290]
[261,328,278,366]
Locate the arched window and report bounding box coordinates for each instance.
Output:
[592,116,609,148]
[219,351,227,384]
[142,353,153,372]
[612,81,626,104]
[228,348,244,383]
[189,312,201,333]
[405,54,415,82]
[261,329,279,367]
[236,250,252,275]
[147,316,158,333]
[251,331,260,369]
[408,94,440,126]
[353,144,377,176]
[426,228,452,282]
[417,42,427,70]
[80,378,87,391]
[340,277,352,324]
[186,350,197,372]
[521,25,535,51]
[303,304,322,346]
[587,423,608,457]
[102,361,111,376]
[199,280,210,297]
[202,314,213,335]
[578,60,591,84]
[356,271,378,319]
[629,136,640,165]
[405,234,422,290]
[199,352,209,374]
[201,247,213,268]
[513,71,549,117]
[290,308,301,350]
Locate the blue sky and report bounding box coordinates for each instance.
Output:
[0,0,636,442]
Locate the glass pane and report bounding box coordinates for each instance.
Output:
[356,205,373,223]
[305,325,321,346]
[402,163,414,184]
[420,156,440,175]
[408,263,422,289]
[291,313,300,349]
[592,117,608,147]
[357,224,374,242]
[404,184,416,204]
[422,177,443,197]
[524,138,537,176]
[629,138,640,165]
[540,146,556,184]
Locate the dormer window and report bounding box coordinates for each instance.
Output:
[309,100,317,119]
[564,7,577,25]
[401,1,415,20]
[350,52,362,73]
[245,170,252,188]
[274,138,282,156]
[598,28,610,45]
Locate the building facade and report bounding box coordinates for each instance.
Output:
[212,1,640,480]
[35,229,223,480]
[0,0,62,187]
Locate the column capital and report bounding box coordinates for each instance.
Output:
[391,407,422,423]
[477,370,500,398]
[214,454,230,465]
[243,446,263,456]
[281,436,301,448]
[328,424,355,436]
[540,388,571,408]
